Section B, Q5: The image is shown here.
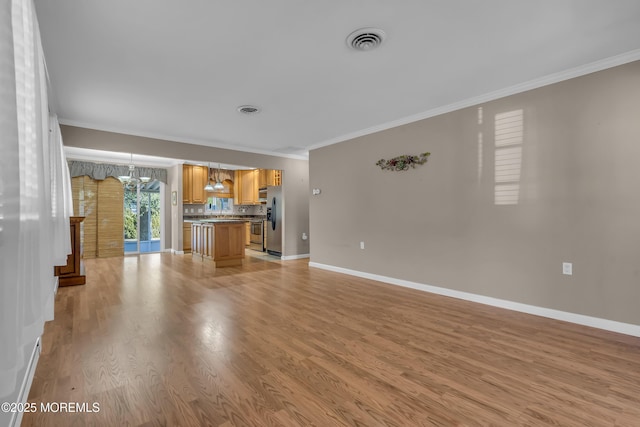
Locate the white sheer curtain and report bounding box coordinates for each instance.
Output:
[0,0,72,398]
[50,113,73,262]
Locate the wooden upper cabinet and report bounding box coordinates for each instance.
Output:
[191,166,207,203]
[273,170,282,186]
[183,165,209,204]
[233,170,242,202]
[258,169,282,188]
[258,169,268,188]
[234,170,259,205]
[240,170,258,204]
[183,165,193,203]
[233,169,281,204]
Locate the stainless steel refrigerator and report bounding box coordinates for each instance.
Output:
[266,185,282,256]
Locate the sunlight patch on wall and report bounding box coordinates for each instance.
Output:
[494,109,523,205]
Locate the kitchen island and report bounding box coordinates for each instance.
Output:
[191,219,245,267]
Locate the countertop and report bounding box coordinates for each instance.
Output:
[184,216,266,223]
[186,219,246,224]
[201,219,247,223]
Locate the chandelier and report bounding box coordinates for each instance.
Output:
[204,163,225,192]
[118,153,151,189]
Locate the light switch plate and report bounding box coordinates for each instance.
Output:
[562,262,573,275]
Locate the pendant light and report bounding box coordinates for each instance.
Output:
[204,162,215,192]
[118,153,151,189]
[213,164,225,191]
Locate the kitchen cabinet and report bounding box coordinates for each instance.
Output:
[183,165,208,204]
[191,222,215,259]
[192,166,207,203]
[183,166,192,203]
[201,223,214,259]
[233,171,241,201]
[234,169,260,204]
[192,222,202,257]
[191,222,216,259]
[233,169,282,205]
[192,221,245,267]
[241,170,258,204]
[258,169,269,188]
[212,222,245,267]
[258,169,282,188]
[183,222,192,253]
[245,222,251,246]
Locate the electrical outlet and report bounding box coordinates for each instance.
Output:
[562,262,573,276]
[360,241,365,250]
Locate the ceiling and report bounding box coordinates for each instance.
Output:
[35,1,640,160]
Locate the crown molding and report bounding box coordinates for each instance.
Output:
[58,119,309,161]
[309,49,640,152]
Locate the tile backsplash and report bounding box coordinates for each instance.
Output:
[183,205,205,214]
[237,204,266,215]
[183,203,265,216]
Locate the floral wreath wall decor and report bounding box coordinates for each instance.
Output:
[376,152,431,171]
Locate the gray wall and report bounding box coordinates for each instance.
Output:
[282,160,310,256]
[168,163,181,252]
[61,126,310,257]
[309,61,640,325]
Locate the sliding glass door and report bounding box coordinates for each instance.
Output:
[139,182,161,252]
[124,181,161,254]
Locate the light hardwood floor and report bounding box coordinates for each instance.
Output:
[24,253,640,426]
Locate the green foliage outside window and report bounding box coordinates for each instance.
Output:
[124,189,137,240]
[124,187,160,240]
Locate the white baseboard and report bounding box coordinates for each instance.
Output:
[281,253,310,261]
[9,338,41,427]
[308,262,640,338]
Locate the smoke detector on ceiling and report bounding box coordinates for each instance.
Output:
[237,105,260,114]
[346,27,386,51]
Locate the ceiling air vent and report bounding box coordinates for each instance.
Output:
[237,105,260,114]
[346,28,386,51]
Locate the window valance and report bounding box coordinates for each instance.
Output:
[68,160,168,184]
